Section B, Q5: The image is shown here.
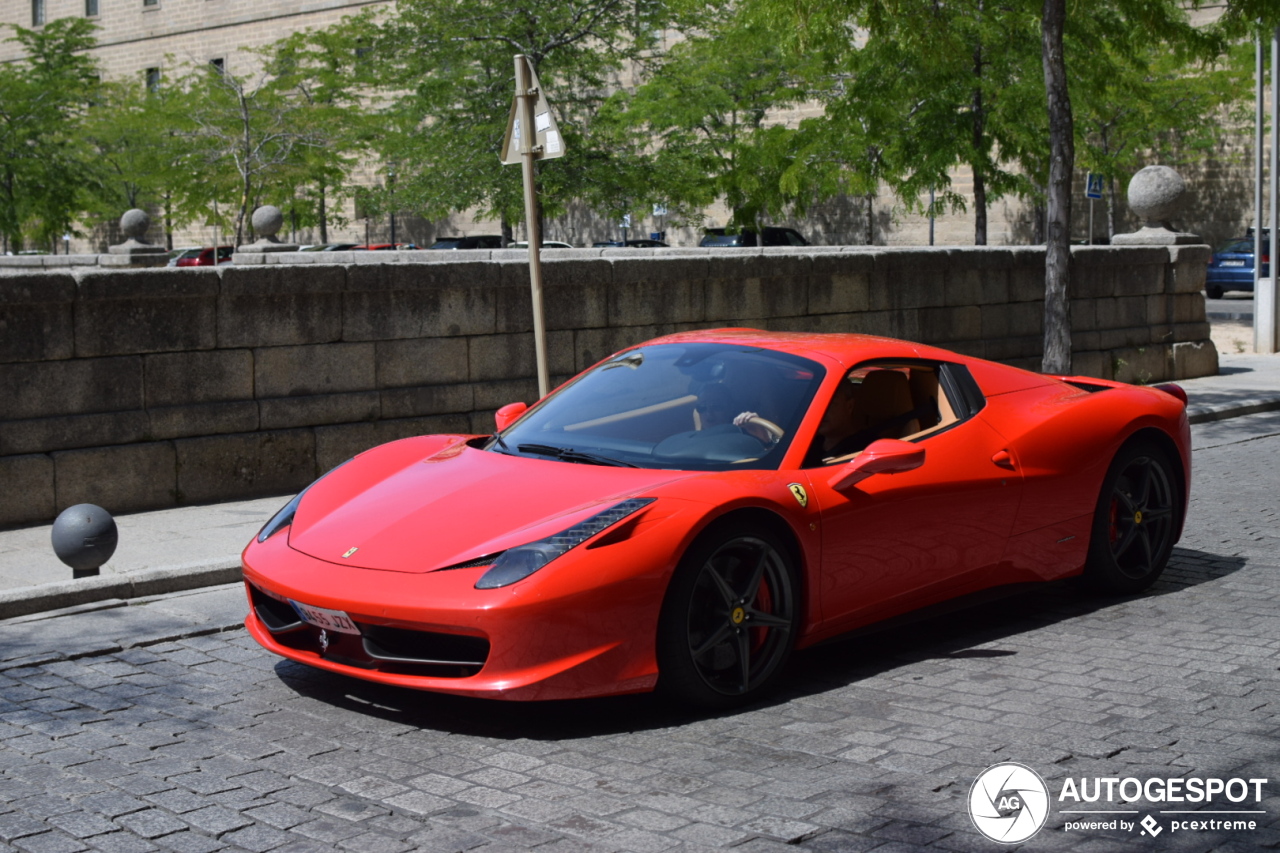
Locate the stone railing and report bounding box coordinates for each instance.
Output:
[0,245,1215,526]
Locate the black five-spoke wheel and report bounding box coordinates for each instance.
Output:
[658,521,798,708]
[1086,441,1181,593]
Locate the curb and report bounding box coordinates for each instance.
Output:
[0,559,241,621]
[1187,396,1280,425]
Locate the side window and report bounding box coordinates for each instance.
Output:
[803,361,976,467]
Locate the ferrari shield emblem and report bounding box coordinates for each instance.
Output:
[341,547,358,559]
[787,483,808,508]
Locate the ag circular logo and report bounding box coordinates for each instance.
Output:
[969,762,1050,844]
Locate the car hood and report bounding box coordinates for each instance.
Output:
[287,440,697,573]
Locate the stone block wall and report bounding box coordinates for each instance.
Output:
[0,245,1216,526]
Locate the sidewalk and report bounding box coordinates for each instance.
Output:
[2,353,1278,621]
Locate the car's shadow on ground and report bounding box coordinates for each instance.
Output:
[274,546,1245,738]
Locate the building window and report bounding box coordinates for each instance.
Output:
[210,58,225,74]
[85,0,99,16]
[143,0,159,7]
[145,67,161,92]
[32,0,45,26]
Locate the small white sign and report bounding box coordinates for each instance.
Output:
[652,204,668,217]
[545,130,561,154]
[535,112,551,132]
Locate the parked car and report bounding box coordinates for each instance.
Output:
[426,235,504,250]
[351,243,417,251]
[243,328,1190,708]
[1206,237,1269,299]
[173,246,233,267]
[592,239,669,248]
[510,241,575,249]
[299,243,362,252]
[167,247,200,266]
[700,227,809,248]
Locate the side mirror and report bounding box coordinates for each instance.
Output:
[494,401,528,433]
[828,439,925,491]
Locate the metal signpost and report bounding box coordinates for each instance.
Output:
[1254,29,1279,355]
[1085,173,1104,245]
[501,55,565,398]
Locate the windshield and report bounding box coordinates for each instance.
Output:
[429,239,463,249]
[489,342,825,470]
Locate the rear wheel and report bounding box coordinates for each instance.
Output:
[1206,284,1224,299]
[657,521,798,709]
[1084,441,1180,594]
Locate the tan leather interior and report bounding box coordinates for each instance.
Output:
[855,370,919,440]
[818,364,963,465]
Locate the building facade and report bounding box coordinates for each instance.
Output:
[0,1,1264,251]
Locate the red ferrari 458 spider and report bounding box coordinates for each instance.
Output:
[243,329,1190,707]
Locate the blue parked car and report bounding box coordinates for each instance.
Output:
[1206,236,1269,299]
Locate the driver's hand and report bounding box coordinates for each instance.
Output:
[732,411,758,427]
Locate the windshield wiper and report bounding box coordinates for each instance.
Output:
[490,431,513,454]
[517,444,638,467]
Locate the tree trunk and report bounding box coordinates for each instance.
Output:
[972,37,988,246]
[865,192,875,245]
[501,216,513,247]
[164,193,173,251]
[1033,201,1047,244]
[1041,0,1073,374]
[318,182,328,244]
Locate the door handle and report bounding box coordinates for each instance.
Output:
[991,450,1016,470]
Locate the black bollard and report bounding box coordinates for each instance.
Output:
[51,504,118,579]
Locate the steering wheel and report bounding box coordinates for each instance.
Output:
[733,413,784,446]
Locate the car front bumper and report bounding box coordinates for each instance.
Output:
[241,525,675,701]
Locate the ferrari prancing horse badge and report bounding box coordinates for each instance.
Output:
[787,483,808,508]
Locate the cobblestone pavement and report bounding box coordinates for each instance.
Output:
[1,420,1278,853]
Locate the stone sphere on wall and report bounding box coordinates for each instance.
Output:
[1126,166,1186,227]
[120,209,151,240]
[251,205,284,238]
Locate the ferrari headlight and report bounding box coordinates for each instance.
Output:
[256,460,351,543]
[475,498,655,589]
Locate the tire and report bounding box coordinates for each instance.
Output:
[1206,284,1224,299]
[1084,441,1181,594]
[656,520,799,709]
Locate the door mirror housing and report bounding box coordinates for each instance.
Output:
[828,439,925,491]
[494,401,528,433]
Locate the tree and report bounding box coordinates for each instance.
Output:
[745,0,1044,246]
[352,0,668,238]
[80,78,214,247]
[266,24,377,243]
[178,61,326,245]
[0,18,99,252]
[602,15,813,240]
[1040,0,1072,373]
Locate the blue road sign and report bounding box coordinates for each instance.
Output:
[1086,173,1104,199]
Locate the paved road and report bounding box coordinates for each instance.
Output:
[1205,294,1253,321]
[1,416,1278,853]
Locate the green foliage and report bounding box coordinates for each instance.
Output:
[735,0,1242,244]
[602,15,813,233]
[0,17,99,250]
[358,0,668,231]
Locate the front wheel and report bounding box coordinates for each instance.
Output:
[1084,441,1181,594]
[656,521,798,709]
[1205,284,1224,299]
